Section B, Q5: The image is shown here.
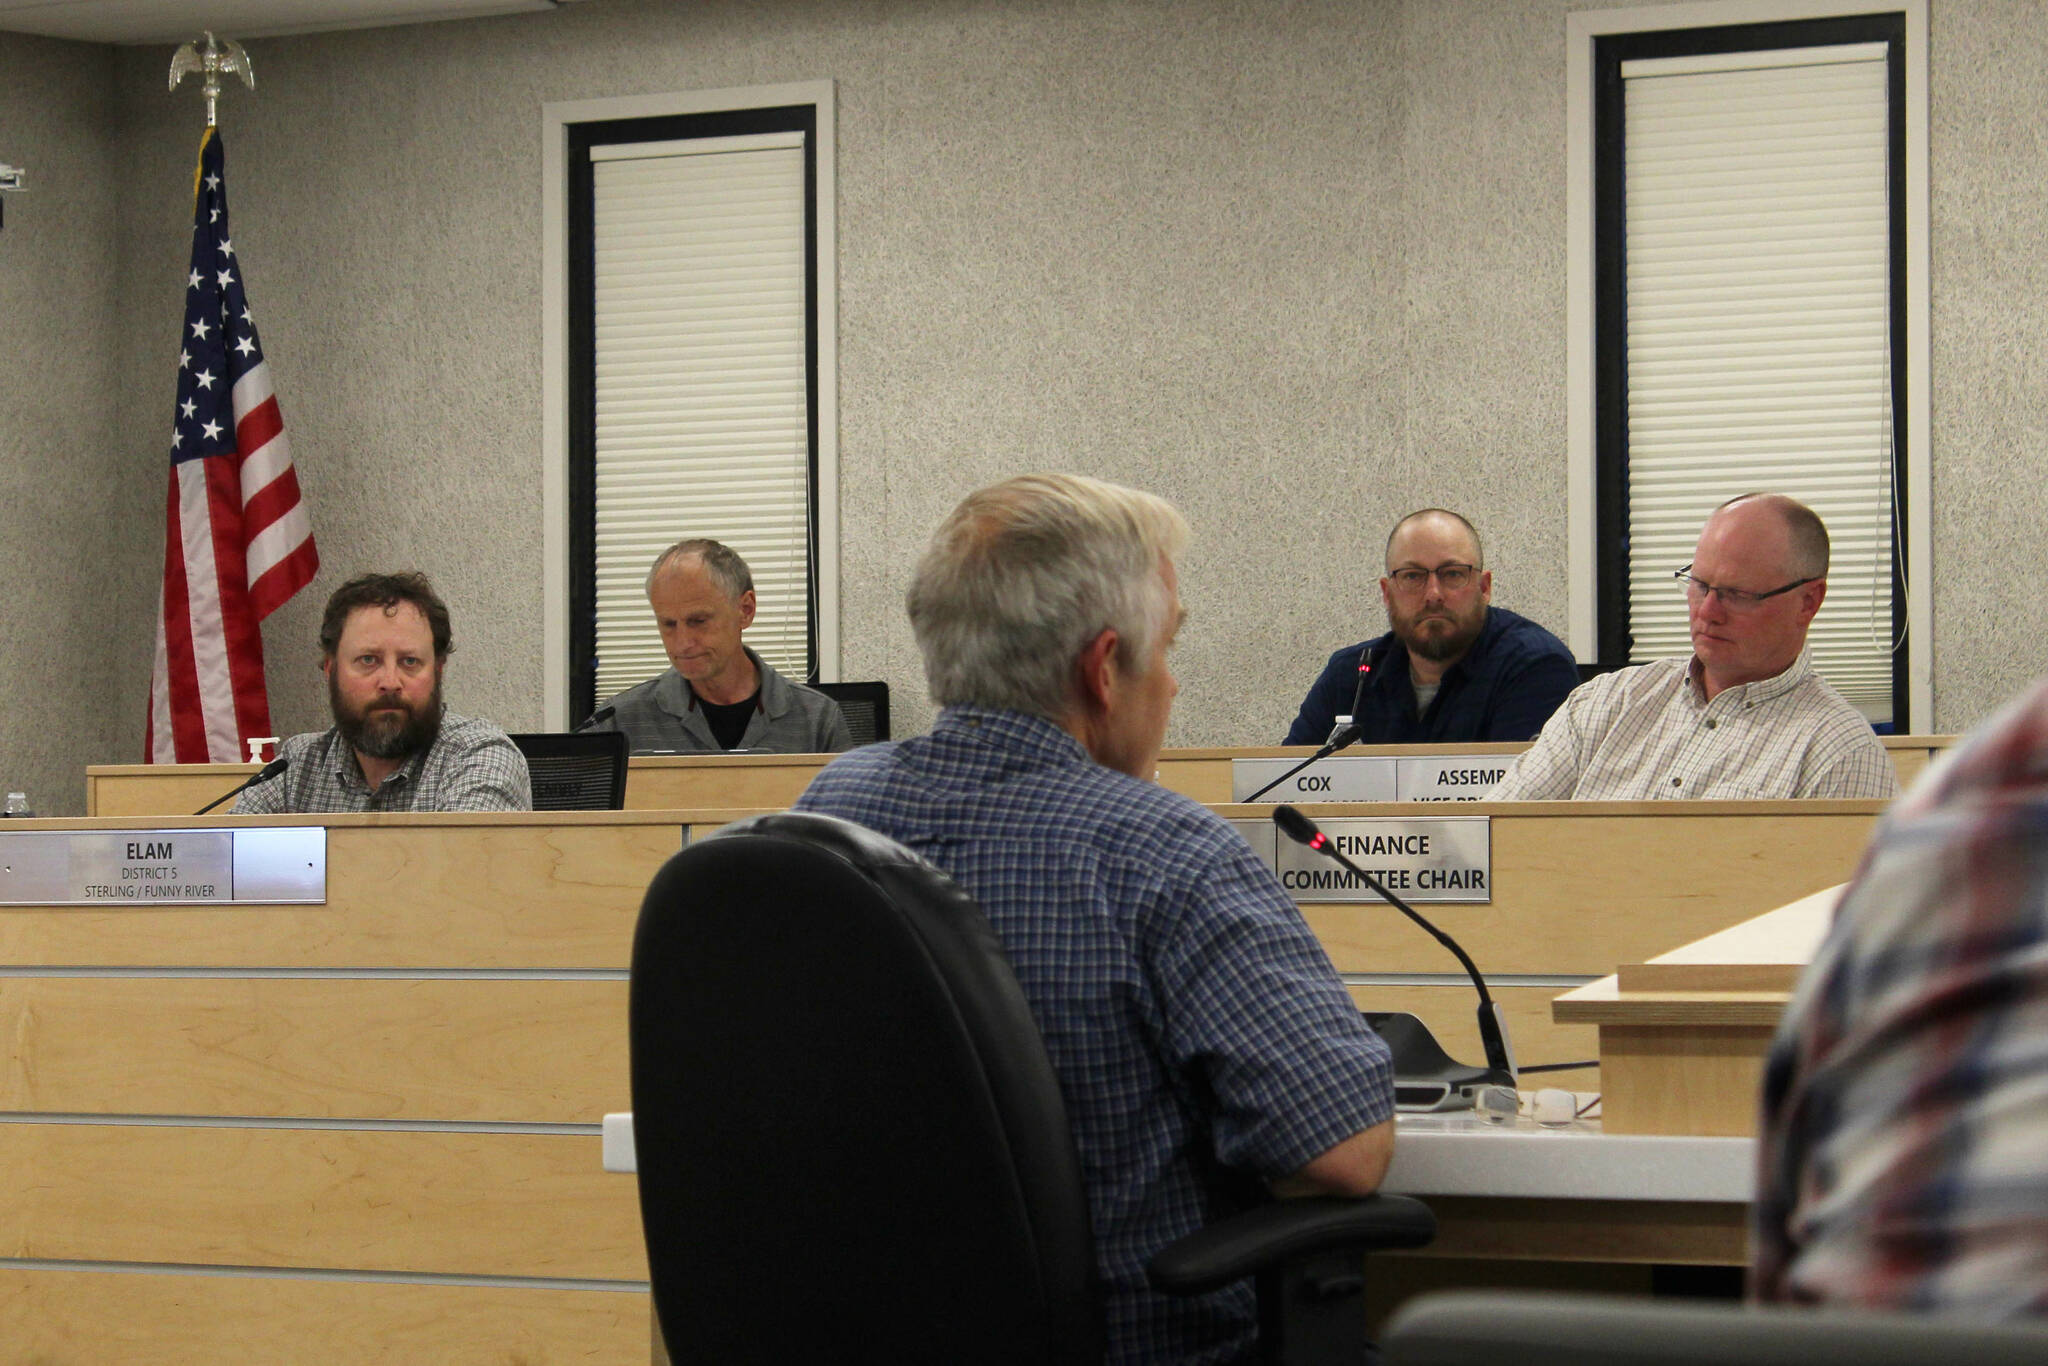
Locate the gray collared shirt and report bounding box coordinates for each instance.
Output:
[581,647,852,754]
[232,712,532,814]
[1488,651,1899,801]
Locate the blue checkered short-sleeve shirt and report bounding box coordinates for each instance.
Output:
[795,707,1394,1365]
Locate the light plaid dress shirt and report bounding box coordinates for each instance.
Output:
[1753,675,2048,1312]
[1487,652,1898,801]
[795,707,1393,1366]
[233,712,531,813]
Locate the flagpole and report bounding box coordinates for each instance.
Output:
[146,34,318,765]
[168,32,254,128]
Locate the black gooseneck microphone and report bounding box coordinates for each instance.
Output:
[1244,641,1385,804]
[1341,637,1382,736]
[1274,803,1517,1101]
[194,757,289,815]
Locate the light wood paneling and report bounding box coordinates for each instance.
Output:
[623,754,831,810]
[0,978,627,1122]
[0,818,689,969]
[86,765,260,819]
[0,1124,646,1279]
[1296,801,1884,976]
[1596,1023,1777,1137]
[1345,984,1599,1084]
[0,1268,648,1365]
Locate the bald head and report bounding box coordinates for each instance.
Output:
[1385,509,1483,572]
[1713,493,1828,581]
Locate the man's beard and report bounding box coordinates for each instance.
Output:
[1389,602,1486,664]
[331,672,445,762]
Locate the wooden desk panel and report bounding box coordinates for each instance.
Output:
[0,1125,644,1279]
[1555,886,1839,1136]
[0,1270,648,1365]
[0,977,628,1122]
[1394,1195,1747,1265]
[1292,800,1883,977]
[0,815,692,969]
[19,785,1923,1359]
[0,812,667,1362]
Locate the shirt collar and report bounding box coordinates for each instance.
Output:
[931,705,1094,768]
[676,646,773,716]
[1687,646,1813,708]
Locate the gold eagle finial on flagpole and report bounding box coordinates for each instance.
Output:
[169,32,255,128]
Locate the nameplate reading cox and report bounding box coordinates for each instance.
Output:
[1232,756,1396,802]
[1231,816,1491,904]
[1230,756,1505,803]
[0,827,327,905]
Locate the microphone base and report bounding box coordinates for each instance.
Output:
[1364,1010,1513,1115]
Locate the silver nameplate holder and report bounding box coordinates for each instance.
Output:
[0,827,327,905]
[1273,816,1491,904]
[1393,756,1513,802]
[1230,756,1397,802]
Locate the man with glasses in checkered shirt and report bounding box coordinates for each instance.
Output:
[1489,493,1897,801]
[796,473,1395,1364]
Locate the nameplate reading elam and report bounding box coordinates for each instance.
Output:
[0,827,327,905]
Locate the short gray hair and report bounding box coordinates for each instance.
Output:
[645,538,754,600]
[908,473,1190,720]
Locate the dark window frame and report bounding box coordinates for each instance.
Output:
[1592,12,1909,727]
[565,105,821,727]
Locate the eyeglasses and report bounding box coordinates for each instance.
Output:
[1388,563,1477,593]
[1673,563,1817,611]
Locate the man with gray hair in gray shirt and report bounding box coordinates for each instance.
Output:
[580,538,851,754]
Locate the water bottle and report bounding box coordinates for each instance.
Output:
[2,792,30,818]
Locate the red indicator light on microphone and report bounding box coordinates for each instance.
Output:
[1309,834,1327,852]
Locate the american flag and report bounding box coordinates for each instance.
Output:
[146,129,318,763]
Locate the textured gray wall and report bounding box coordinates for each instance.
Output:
[7,0,2038,803]
[1926,0,2048,732]
[0,35,123,815]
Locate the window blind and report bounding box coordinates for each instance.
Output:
[589,132,811,701]
[1621,45,1896,719]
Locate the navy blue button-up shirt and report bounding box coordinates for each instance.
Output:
[796,707,1393,1365]
[1283,606,1578,746]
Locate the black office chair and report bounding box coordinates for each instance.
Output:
[811,679,890,746]
[1381,1290,2048,1366]
[508,731,629,810]
[628,812,1434,1364]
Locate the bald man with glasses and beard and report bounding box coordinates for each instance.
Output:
[1284,508,1577,746]
[1489,493,1898,801]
